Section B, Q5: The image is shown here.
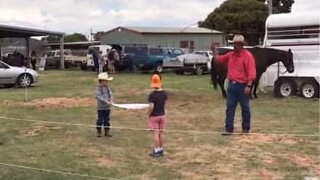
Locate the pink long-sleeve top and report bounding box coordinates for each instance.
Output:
[215,49,256,84]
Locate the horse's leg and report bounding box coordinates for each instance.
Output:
[253,74,262,98]
[219,76,227,98]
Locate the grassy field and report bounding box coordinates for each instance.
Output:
[0,71,319,180]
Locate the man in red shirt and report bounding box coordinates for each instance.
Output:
[211,35,256,135]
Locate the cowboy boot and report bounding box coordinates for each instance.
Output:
[97,128,102,137]
[104,128,112,137]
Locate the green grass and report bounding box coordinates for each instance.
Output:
[0,71,319,179]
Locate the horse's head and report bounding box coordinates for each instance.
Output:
[282,49,294,73]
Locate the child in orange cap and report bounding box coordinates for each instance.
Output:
[148,71,168,157]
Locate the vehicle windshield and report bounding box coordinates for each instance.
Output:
[149,48,163,56]
[47,51,55,57]
[0,62,9,68]
[195,52,208,57]
[125,47,148,55]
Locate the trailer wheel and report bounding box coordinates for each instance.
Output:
[274,78,296,97]
[155,63,163,73]
[300,80,319,98]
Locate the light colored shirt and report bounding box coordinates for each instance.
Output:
[96,85,113,110]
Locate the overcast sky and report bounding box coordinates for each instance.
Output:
[0,0,318,37]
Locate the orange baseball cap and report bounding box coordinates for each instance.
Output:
[150,74,162,88]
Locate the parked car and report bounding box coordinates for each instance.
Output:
[0,61,38,87]
[194,50,213,70]
[45,49,85,69]
[123,47,184,72]
[164,53,209,75]
[2,51,26,67]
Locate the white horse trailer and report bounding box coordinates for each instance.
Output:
[263,12,320,98]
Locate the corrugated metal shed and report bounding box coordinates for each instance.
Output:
[0,24,64,38]
[109,26,223,34]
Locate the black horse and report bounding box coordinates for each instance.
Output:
[211,47,294,98]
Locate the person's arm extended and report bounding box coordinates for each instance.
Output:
[148,103,154,117]
[211,43,229,63]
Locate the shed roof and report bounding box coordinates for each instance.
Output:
[106,26,223,35]
[0,24,64,38]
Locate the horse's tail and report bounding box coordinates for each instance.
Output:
[210,57,218,90]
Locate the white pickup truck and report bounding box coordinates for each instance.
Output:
[45,49,87,69]
[163,50,212,75]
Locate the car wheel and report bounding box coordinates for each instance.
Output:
[17,74,32,87]
[195,66,203,76]
[300,80,319,99]
[155,64,163,73]
[274,79,296,97]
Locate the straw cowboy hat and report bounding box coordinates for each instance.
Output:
[231,34,245,44]
[98,72,113,81]
[150,74,161,88]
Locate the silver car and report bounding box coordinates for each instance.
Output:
[0,61,39,87]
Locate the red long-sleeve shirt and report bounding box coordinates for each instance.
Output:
[215,49,256,84]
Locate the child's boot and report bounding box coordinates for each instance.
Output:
[105,128,112,137]
[97,128,102,137]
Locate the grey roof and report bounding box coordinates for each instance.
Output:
[109,26,223,34]
[45,41,101,46]
[0,24,64,38]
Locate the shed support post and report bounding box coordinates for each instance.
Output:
[25,37,30,68]
[59,35,64,70]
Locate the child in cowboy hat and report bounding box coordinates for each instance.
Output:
[148,72,168,157]
[96,72,114,137]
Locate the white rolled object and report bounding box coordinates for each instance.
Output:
[112,103,150,110]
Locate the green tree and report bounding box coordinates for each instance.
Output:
[41,35,60,43]
[64,33,88,42]
[257,0,295,13]
[199,0,268,45]
[94,31,105,41]
[42,33,88,43]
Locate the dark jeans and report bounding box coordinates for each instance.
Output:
[225,81,251,132]
[97,110,111,130]
[31,60,36,70]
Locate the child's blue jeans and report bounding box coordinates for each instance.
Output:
[97,110,110,130]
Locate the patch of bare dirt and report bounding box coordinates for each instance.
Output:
[0,100,13,106]
[167,144,245,177]
[163,142,288,179]
[259,153,275,165]
[284,153,320,176]
[19,124,62,137]
[95,157,115,167]
[258,170,276,180]
[23,97,94,109]
[79,146,116,168]
[234,134,302,145]
[20,124,46,137]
